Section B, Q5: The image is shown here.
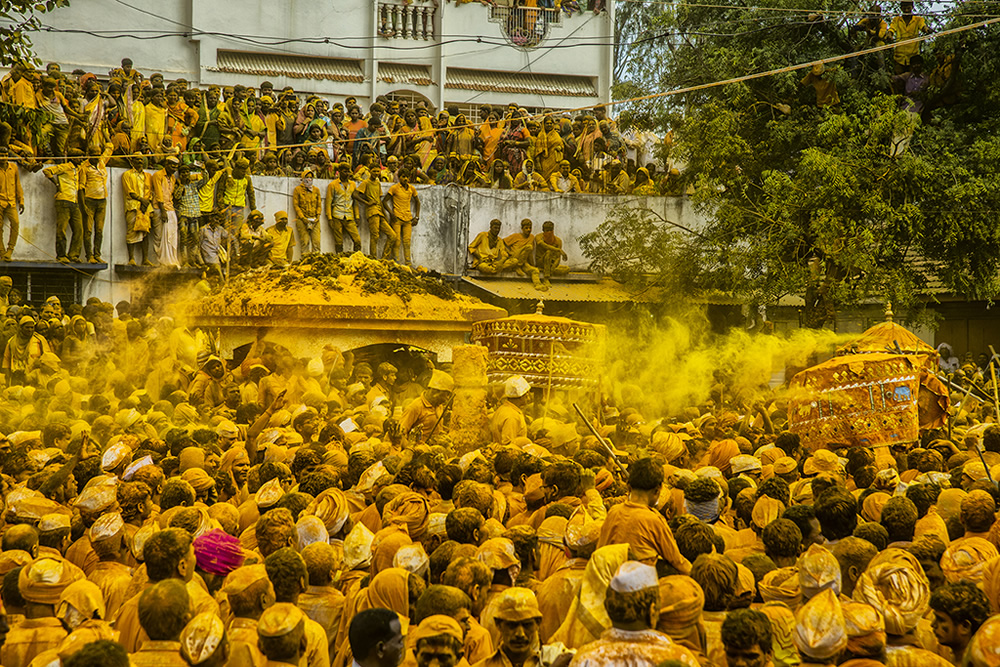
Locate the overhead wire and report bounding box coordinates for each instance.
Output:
[6,10,996,166]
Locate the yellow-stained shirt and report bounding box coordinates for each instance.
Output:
[889,15,928,64]
[42,163,79,202]
[387,182,417,222]
[228,617,267,667]
[293,185,321,220]
[490,400,527,446]
[151,168,176,211]
[87,560,133,621]
[130,640,189,667]
[598,501,692,574]
[78,144,114,200]
[327,179,356,220]
[2,618,66,667]
[197,170,225,214]
[121,168,151,213]
[0,160,22,207]
[266,225,294,264]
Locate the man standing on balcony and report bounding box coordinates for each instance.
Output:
[354,169,396,259]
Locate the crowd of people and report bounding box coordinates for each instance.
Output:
[0,285,994,667]
[0,55,667,193]
[0,57,673,272]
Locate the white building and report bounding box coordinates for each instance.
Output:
[28,0,613,117]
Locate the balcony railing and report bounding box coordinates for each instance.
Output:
[378,0,437,40]
[488,5,562,48]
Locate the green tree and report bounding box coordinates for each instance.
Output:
[0,0,71,66]
[595,0,1000,326]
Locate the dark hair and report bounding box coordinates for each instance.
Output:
[542,461,582,497]
[762,519,802,561]
[436,464,463,501]
[929,582,991,635]
[880,496,918,543]
[904,483,939,519]
[755,477,790,506]
[780,504,815,542]
[961,492,997,533]
[160,478,196,510]
[721,609,773,654]
[414,584,472,623]
[138,579,190,640]
[349,608,401,661]
[774,432,800,456]
[675,521,718,562]
[2,524,38,553]
[64,639,130,667]
[264,546,307,602]
[604,586,658,626]
[144,528,192,581]
[256,507,296,558]
[685,477,722,504]
[983,426,1000,454]
[852,522,889,551]
[814,489,857,541]
[510,454,544,487]
[3,567,25,608]
[691,553,738,612]
[445,508,484,545]
[628,457,664,491]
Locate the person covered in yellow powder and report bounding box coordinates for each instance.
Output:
[382,168,420,266]
[265,210,295,266]
[889,0,930,74]
[490,375,531,446]
[468,218,508,275]
[535,220,570,287]
[801,63,840,108]
[500,218,545,290]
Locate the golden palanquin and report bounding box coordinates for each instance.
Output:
[470,313,606,389]
[789,352,925,450]
[835,320,939,371]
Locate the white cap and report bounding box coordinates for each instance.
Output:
[609,561,659,593]
[504,375,531,398]
[427,370,455,392]
[732,454,762,474]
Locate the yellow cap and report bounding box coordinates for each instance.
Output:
[258,602,305,637]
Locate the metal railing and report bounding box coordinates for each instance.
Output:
[488,5,562,48]
[378,1,437,40]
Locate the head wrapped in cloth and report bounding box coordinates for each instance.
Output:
[793,589,847,661]
[758,602,800,667]
[842,600,886,658]
[19,557,85,604]
[657,575,706,654]
[798,544,842,599]
[851,548,929,636]
[193,529,245,577]
[941,537,998,585]
[759,566,802,611]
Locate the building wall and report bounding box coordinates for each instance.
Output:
[10,167,703,307]
[27,0,611,110]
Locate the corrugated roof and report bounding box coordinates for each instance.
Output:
[378,63,433,87]
[462,276,658,302]
[445,68,597,98]
[212,50,364,83]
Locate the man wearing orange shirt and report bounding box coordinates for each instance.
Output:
[598,457,692,575]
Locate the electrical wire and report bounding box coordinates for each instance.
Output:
[9,13,997,165]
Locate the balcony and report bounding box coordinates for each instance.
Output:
[488,5,562,48]
[378,0,437,40]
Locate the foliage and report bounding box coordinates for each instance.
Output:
[0,0,70,66]
[601,0,1000,325]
